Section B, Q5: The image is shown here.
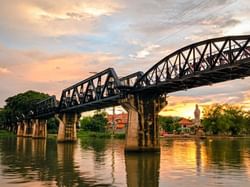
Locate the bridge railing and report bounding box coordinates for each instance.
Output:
[135,35,250,88]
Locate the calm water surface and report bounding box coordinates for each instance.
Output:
[0,136,250,187]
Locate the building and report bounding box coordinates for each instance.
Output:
[178,118,194,128]
[107,113,128,130]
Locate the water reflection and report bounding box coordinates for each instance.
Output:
[195,140,202,175]
[205,139,246,168]
[160,139,250,186]
[56,143,85,187]
[80,138,108,163]
[125,153,160,187]
[0,137,250,187]
[0,138,102,186]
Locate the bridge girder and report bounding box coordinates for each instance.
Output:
[35,96,58,118]
[58,68,121,113]
[20,35,250,120]
[134,35,250,93]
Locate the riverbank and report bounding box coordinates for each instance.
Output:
[0,129,16,137]
[1,129,249,140]
[161,133,250,139]
[77,131,125,139]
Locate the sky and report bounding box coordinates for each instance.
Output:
[0,0,249,118]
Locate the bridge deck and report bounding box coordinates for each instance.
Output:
[26,35,250,119]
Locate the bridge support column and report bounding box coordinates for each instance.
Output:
[23,120,32,137]
[17,122,25,137]
[32,119,47,139]
[56,113,80,142]
[122,94,167,152]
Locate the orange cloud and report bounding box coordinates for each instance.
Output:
[8,52,122,83]
[160,96,206,118]
[0,45,124,104]
[160,89,250,118]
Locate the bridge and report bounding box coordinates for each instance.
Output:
[15,35,250,152]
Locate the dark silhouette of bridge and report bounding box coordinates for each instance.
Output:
[16,35,250,152]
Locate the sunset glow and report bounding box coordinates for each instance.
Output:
[0,0,249,115]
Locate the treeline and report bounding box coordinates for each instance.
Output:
[0,90,58,133]
[0,90,110,134]
[0,91,49,130]
[1,90,250,136]
[203,104,250,135]
[80,111,108,132]
[158,116,182,133]
[159,104,250,136]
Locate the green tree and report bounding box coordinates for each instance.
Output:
[245,111,250,133]
[158,116,181,133]
[159,116,174,132]
[80,112,108,132]
[4,90,49,118]
[203,104,249,135]
[1,90,49,131]
[203,104,227,134]
[47,117,59,134]
[0,109,5,128]
[224,105,245,135]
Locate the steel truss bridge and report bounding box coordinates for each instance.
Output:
[28,35,250,119]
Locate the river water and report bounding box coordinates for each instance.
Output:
[0,136,250,187]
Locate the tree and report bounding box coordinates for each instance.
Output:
[1,90,49,131]
[203,104,228,134]
[203,104,249,135]
[4,90,49,117]
[47,117,59,134]
[246,111,250,133]
[224,105,247,135]
[80,112,108,132]
[158,116,181,133]
[0,109,5,128]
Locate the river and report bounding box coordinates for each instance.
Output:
[0,136,250,187]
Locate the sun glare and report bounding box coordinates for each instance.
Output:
[160,103,204,119]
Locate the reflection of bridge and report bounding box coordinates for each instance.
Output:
[16,36,250,152]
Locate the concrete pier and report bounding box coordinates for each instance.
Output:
[23,121,32,137]
[56,113,80,142]
[32,119,47,139]
[122,94,167,152]
[17,122,25,137]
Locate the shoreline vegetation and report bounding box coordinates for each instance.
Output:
[1,129,250,140]
[77,131,126,139]
[0,129,16,137]
[0,91,249,140]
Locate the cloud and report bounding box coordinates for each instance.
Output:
[160,89,250,118]
[0,0,250,109]
[0,67,10,75]
[0,46,122,82]
[0,45,124,106]
[129,44,160,59]
[0,0,123,37]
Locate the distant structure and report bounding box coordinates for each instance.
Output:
[194,104,205,136]
[107,113,128,130]
[194,104,201,127]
